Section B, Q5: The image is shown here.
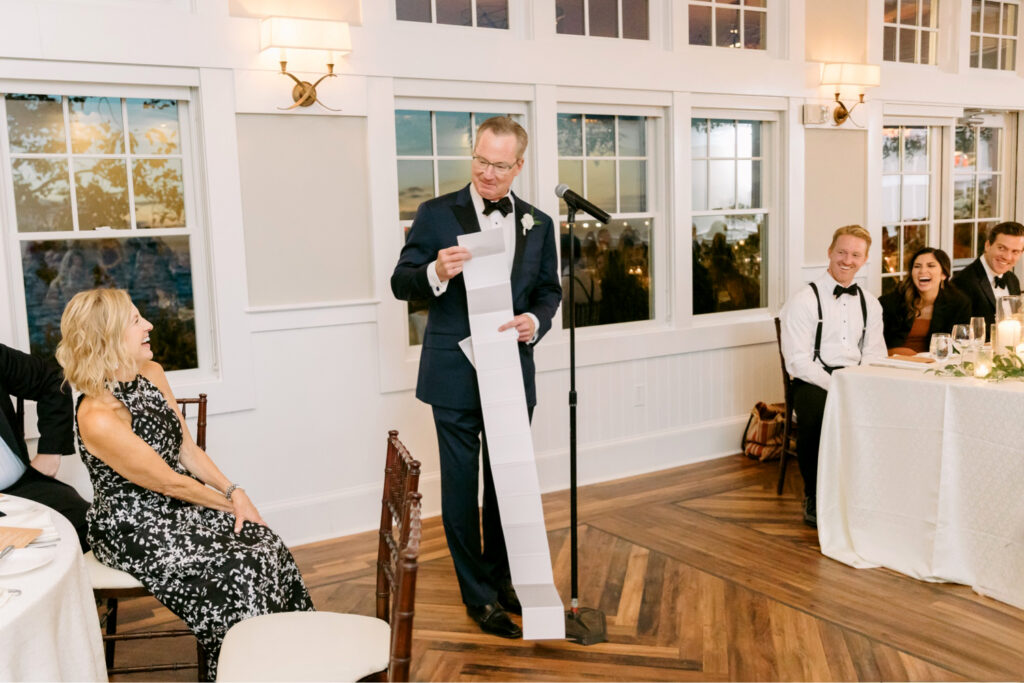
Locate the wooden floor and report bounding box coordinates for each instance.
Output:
[108,455,1024,681]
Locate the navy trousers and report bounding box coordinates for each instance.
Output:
[432,404,532,607]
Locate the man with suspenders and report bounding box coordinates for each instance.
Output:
[779,225,887,527]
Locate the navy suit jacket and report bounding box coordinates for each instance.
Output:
[391,185,562,410]
[951,257,1022,327]
[0,343,74,468]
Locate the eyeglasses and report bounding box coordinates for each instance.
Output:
[472,155,519,176]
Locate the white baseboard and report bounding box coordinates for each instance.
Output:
[265,415,749,547]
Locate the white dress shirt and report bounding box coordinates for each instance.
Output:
[0,437,26,490]
[980,256,1010,299]
[779,271,887,391]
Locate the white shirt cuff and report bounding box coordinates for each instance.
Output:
[526,313,540,345]
[426,259,448,297]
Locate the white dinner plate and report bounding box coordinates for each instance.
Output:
[0,545,56,576]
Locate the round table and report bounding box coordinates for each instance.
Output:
[0,494,106,681]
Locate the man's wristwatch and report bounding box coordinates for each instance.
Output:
[225,484,242,501]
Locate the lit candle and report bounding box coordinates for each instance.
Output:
[996,319,1022,352]
[974,360,992,378]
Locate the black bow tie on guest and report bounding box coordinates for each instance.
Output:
[994,274,1009,289]
[834,284,860,298]
[482,196,513,217]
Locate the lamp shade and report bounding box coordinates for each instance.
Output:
[819,63,881,88]
[260,17,352,54]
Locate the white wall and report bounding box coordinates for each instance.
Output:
[2,0,1022,545]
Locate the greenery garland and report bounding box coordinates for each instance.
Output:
[929,351,1024,380]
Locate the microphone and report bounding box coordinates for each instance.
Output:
[555,184,612,224]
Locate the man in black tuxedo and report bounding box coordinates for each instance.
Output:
[391,117,561,639]
[0,343,89,550]
[951,221,1024,327]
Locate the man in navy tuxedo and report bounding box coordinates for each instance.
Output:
[391,117,561,639]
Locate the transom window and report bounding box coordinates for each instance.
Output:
[688,0,766,50]
[557,113,653,328]
[396,0,508,29]
[556,0,649,40]
[970,0,1018,70]
[881,126,937,295]
[883,0,939,64]
[691,117,769,314]
[2,93,201,370]
[953,123,1004,265]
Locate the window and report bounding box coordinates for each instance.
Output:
[881,126,937,294]
[953,122,1004,265]
[691,117,769,314]
[396,0,508,29]
[557,113,653,328]
[883,0,939,64]
[556,0,649,40]
[970,0,1018,69]
[2,93,201,370]
[688,0,766,50]
[395,109,513,345]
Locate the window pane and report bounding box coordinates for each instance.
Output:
[921,0,935,26]
[737,159,761,208]
[692,214,765,313]
[126,99,179,155]
[691,118,708,157]
[133,159,185,228]
[691,160,707,211]
[900,0,920,24]
[882,225,899,273]
[622,0,649,39]
[558,160,583,213]
[557,0,585,34]
[69,96,124,155]
[435,111,472,156]
[971,0,981,32]
[743,9,766,49]
[978,127,1000,171]
[21,235,197,370]
[689,5,712,45]
[922,29,936,64]
[955,126,976,170]
[977,221,996,256]
[884,0,898,22]
[709,119,735,157]
[903,127,928,172]
[395,110,432,155]
[559,113,583,156]
[737,121,760,157]
[716,7,741,47]
[585,115,615,156]
[12,158,72,232]
[903,224,927,270]
[899,27,917,62]
[477,0,508,29]
[436,0,473,26]
[977,174,998,217]
[397,160,434,220]
[1003,38,1016,69]
[617,116,645,156]
[744,0,766,6]
[982,36,999,68]
[585,159,617,214]
[589,0,619,37]
[74,158,129,230]
[954,222,975,259]
[1004,3,1018,34]
[882,175,901,223]
[396,0,432,22]
[6,95,65,154]
[437,159,471,196]
[983,1,1000,33]
[619,160,646,213]
[708,159,736,209]
[971,35,980,67]
[953,176,975,219]
[902,175,929,221]
[882,128,900,173]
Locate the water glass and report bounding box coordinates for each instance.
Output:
[951,324,971,354]
[970,317,987,345]
[930,333,953,362]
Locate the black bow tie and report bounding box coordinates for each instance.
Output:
[482,196,513,217]
[834,284,859,298]
[994,274,1009,289]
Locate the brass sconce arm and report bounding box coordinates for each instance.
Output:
[832,92,865,126]
[277,60,340,111]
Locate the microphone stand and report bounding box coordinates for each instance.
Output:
[563,207,607,646]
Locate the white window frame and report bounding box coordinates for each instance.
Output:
[686,0,769,51]
[554,0,652,40]
[883,0,941,65]
[394,0,511,30]
[969,0,1021,70]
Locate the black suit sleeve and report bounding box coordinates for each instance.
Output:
[525,214,562,345]
[0,344,73,455]
[878,291,910,350]
[391,202,442,302]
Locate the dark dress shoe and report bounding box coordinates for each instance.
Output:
[803,496,817,528]
[497,582,522,615]
[466,603,522,639]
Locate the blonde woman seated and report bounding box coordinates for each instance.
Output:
[56,289,312,680]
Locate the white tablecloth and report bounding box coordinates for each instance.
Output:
[818,365,1024,609]
[0,495,106,681]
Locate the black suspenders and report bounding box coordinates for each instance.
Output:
[809,282,868,374]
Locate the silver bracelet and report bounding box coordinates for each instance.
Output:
[225,484,241,501]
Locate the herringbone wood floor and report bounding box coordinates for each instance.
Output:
[108,455,1024,681]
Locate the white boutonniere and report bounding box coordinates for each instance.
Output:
[521,211,535,236]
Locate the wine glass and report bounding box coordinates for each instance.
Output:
[951,324,972,355]
[970,317,987,347]
[930,333,953,362]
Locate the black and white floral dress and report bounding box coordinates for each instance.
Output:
[77,376,313,679]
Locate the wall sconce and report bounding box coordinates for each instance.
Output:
[260,17,351,111]
[819,63,881,126]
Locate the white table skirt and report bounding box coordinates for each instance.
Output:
[0,495,106,681]
[818,365,1024,610]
